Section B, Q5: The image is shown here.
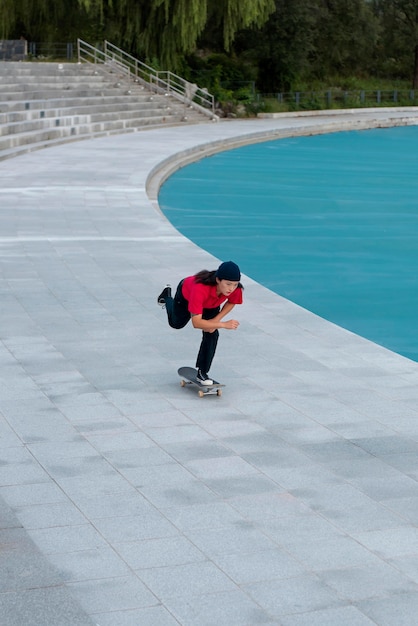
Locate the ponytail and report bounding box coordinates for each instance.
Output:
[194,269,217,285]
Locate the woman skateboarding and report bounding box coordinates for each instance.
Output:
[157,261,243,385]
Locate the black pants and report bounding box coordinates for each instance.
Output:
[165,280,219,373]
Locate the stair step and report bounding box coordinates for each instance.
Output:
[0,62,105,75]
[0,107,178,136]
[0,120,193,161]
[0,101,172,124]
[0,113,191,150]
[0,78,108,89]
[0,88,146,101]
[0,93,165,112]
[0,119,193,161]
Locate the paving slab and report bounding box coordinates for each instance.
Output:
[1,110,418,624]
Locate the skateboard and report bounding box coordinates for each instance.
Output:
[178,367,224,397]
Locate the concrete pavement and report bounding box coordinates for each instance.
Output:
[2,110,418,625]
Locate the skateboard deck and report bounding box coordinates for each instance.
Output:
[178,367,224,397]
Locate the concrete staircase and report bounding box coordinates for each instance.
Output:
[0,61,210,160]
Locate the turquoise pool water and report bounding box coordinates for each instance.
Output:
[159,126,418,362]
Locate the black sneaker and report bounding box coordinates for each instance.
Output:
[157,285,171,307]
[196,369,213,386]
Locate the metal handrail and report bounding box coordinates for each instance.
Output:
[77,39,217,119]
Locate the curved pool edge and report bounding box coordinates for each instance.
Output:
[146,107,418,207]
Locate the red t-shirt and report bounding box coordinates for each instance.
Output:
[182,275,243,315]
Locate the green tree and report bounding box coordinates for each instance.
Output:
[241,0,318,92]
[232,0,379,93]
[78,0,275,67]
[0,0,98,42]
[1,0,274,67]
[311,0,379,79]
[374,0,418,87]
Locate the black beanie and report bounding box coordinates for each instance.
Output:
[216,261,241,281]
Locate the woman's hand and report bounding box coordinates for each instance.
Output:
[191,313,239,331]
[222,319,240,330]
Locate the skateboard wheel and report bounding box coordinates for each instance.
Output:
[180,380,186,387]
[198,390,205,398]
[216,389,222,397]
